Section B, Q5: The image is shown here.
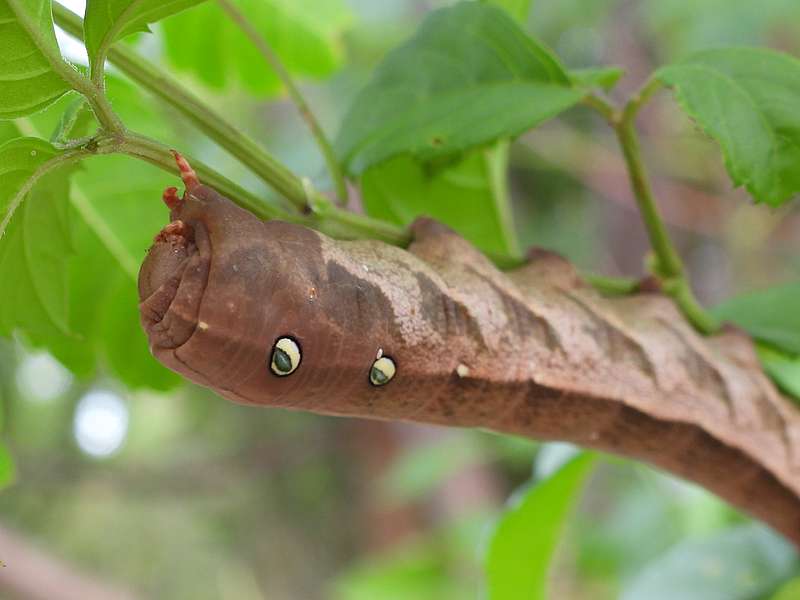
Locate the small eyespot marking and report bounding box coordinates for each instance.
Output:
[370,356,396,386]
[270,337,301,376]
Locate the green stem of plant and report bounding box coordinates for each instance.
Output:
[54,4,302,213]
[615,121,685,280]
[486,140,522,258]
[52,4,408,244]
[664,278,720,334]
[584,81,719,334]
[216,0,349,206]
[110,133,292,221]
[583,274,639,296]
[89,132,409,244]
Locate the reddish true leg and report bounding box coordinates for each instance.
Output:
[170,150,200,190]
[162,186,181,211]
[154,219,192,244]
[162,151,200,212]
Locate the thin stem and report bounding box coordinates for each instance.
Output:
[52,4,409,245]
[114,133,292,221]
[485,140,522,257]
[304,190,410,244]
[583,274,639,296]
[98,132,409,245]
[581,93,619,124]
[622,78,663,124]
[614,119,684,279]
[216,0,349,205]
[665,279,720,334]
[75,79,125,135]
[614,78,683,281]
[53,4,304,212]
[582,79,719,333]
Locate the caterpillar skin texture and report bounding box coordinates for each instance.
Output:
[139,177,800,547]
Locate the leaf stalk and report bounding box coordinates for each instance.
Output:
[216,0,349,206]
[584,80,720,334]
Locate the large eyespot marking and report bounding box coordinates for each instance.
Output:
[270,337,301,376]
[370,356,396,386]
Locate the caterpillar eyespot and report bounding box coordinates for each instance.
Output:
[137,153,800,548]
[270,337,301,376]
[369,356,396,386]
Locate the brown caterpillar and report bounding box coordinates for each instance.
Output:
[138,155,800,546]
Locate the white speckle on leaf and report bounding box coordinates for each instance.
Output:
[30,150,37,157]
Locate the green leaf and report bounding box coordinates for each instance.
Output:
[336,2,585,175]
[65,152,180,390]
[84,0,207,77]
[657,48,800,207]
[0,136,57,223]
[0,0,74,118]
[64,79,180,389]
[1,91,179,390]
[0,440,14,490]
[570,66,625,91]
[621,523,798,600]
[361,146,520,258]
[161,0,352,95]
[0,138,73,334]
[482,0,533,23]
[758,346,800,402]
[485,453,596,600]
[713,282,800,355]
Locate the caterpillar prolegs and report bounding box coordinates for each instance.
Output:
[138,155,800,546]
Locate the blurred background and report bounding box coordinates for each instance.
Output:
[1,0,799,598]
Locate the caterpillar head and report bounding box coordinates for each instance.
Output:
[139,152,422,417]
[137,153,340,406]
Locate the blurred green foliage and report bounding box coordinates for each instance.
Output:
[161,0,352,94]
[621,524,799,600]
